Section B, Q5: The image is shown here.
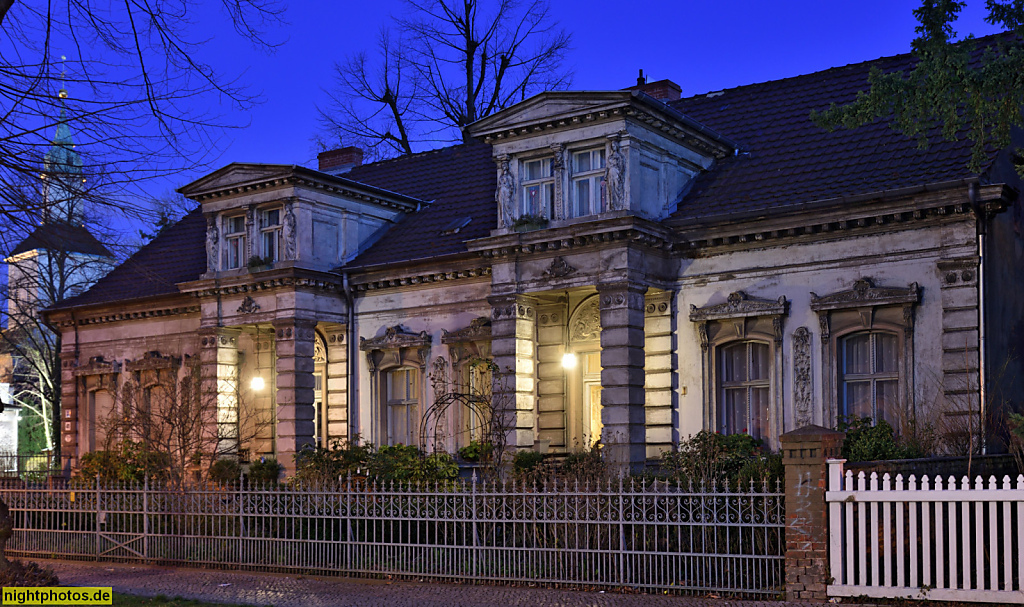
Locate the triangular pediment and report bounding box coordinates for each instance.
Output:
[467,91,634,138]
[178,163,297,198]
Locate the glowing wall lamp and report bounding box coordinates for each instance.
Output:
[561,352,577,369]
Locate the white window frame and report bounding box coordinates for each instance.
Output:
[520,156,554,218]
[385,367,420,447]
[259,207,282,263]
[570,148,606,218]
[718,340,771,439]
[223,215,247,270]
[838,330,901,425]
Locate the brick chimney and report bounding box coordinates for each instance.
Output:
[630,69,682,102]
[318,146,364,175]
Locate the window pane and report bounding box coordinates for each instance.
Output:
[749,342,770,381]
[875,333,899,373]
[722,344,747,382]
[575,180,589,216]
[524,185,541,215]
[594,149,605,169]
[843,334,871,375]
[876,380,898,425]
[261,209,280,228]
[524,160,540,180]
[545,183,554,217]
[227,216,245,234]
[750,387,769,438]
[722,388,745,434]
[843,381,872,420]
[574,152,591,172]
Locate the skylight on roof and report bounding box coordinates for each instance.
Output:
[441,216,472,235]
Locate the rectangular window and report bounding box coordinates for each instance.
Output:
[571,148,606,217]
[259,208,282,262]
[386,368,419,446]
[719,341,770,439]
[521,157,554,218]
[224,215,246,269]
[840,331,900,425]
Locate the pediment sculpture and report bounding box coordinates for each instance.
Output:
[360,325,432,351]
[810,278,920,311]
[688,291,789,322]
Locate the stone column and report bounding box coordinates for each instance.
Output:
[59,351,79,468]
[779,425,845,603]
[489,294,538,450]
[273,318,317,476]
[199,328,240,459]
[597,282,647,475]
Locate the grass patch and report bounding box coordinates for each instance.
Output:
[112,593,264,607]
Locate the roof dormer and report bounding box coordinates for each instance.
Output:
[467,91,738,227]
[179,163,425,276]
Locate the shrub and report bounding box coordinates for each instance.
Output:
[0,560,59,587]
[512,450,544,475]
[457,440,494,463]
[560,447,606,484]
[660,430,777,487]
[293,437,373,485]
[76,441,170,484]
[366,445,459,485]
[209,458,241,485]
[838,416,915,462]
[247,457,282,485]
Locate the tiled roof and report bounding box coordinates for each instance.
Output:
[9,222,112,258]
[669,44,997,222]
[50,207,206,310]
[344,141,496,268]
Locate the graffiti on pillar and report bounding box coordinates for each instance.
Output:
[789,470,815,551]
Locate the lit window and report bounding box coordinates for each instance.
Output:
[840,331,899,425]
[521,157,554,218]
[259,208,282,262]
[571,148,606,217]
[719,341,770,439]
[224,216,246,270]
[385,368,419,446]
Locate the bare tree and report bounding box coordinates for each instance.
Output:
[100,359,274,486]
[318,0,571,158]
[0,0,285,243]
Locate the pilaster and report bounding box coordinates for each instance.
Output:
[323,325,348,442]
[489,294,538,450]
[59,351,79,466]
[199,327,240,459]
[597,281,647,475]
[273,318,317,476]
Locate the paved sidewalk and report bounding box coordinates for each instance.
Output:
[40,559,831,607]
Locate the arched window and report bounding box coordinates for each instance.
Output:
[839,331,899,424]
[385,368,420,446]
[719,341,771,439]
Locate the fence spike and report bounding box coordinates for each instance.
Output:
[989,475,997,490]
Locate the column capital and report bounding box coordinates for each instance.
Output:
[272,318,317,342]
[488,294,538,321]
[596,282,648,311]
[199,327,240,349]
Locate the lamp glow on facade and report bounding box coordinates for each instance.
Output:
[250,376,265,391]
[561,352,577,369]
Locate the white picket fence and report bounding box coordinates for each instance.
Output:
[826,459,1024,604]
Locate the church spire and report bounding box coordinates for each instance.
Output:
[42,56,85,226]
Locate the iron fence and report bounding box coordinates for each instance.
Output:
[0,453,63,479]
[0,477,784,597]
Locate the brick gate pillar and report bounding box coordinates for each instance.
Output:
[488,294,538,450]
[273,318,317,477]
[779,425,845,602]
[597,281,647,476]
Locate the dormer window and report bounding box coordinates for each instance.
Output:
[570,148,606,217]
[259,207,282,262]
[521,157,554,217]
[224,215,246,270]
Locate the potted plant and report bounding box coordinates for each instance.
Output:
[247,255,273,271]
[457,440,494,463]
[512,214,548,233]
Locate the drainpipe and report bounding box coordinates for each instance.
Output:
[969,183,988,455]
[342,272,357,442]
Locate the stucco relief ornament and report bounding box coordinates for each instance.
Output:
[606,137,625,211]
[237,296,260,315]
[542,256,577,279]
[283,201,297,260]
[205,216,218,272]
[496,155,516,228]
[431,356,450,399]
[792,327,813,428]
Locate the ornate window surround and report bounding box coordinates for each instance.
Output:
[810,277,920,429]
[689,291,788,446]
[360,325,432,446]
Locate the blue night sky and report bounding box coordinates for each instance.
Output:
[135,1,1006,198]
